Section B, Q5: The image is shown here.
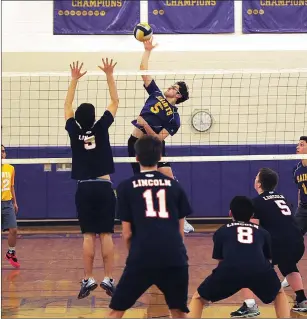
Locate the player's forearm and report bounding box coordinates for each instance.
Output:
[143,124,165,141]
[64,79,78,112]
[11,187,17,205]
[298,190,301,206]
[106,73,119,104]
[140,50,151,70]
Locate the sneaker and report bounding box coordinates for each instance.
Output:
[292,300,307,312]
[230,302,260,318]
[5,251,20,269]
[100,277,116,297]
[184,218,194,233]
[281,278,290,288]
[78,278,97,299]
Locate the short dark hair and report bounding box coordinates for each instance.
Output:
[176,81,189,104]
[75,103,95,130]
[300,136,307,143]
[230,196,254,222]
[134,135,162,167]
[258,167,279,192]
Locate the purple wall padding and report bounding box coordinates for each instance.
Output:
[6,145,298,219]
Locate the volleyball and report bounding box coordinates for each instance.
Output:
[133,23,153,42]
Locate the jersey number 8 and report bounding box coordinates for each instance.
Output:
[237,226,253,244]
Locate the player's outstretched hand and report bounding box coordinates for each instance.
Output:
[98,58,117,75]
[144,37,158,51]
[70,61,87,80]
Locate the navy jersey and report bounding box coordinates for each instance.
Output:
[213,221,272,273]
[65,110,114,180]
[293,162,307,208]
[116,171,192,269]
[253,191,303,244]
[132,80,180,136]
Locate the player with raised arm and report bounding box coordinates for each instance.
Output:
[128,37,194,233]
[2,145,19,268]
[64,59,119,299]
[188,196,290,319]
[107,135,192,318]
[230,168,306,317]
[282,136,307,289]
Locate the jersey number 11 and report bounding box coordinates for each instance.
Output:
[143,189,169,218]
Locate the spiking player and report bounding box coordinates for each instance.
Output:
[107,135,192,318]
[1,145,20,268]
[231,168,307,318]
[282,136,307,289]
[128,37,194,233]
[188,196,290,319]
[64,59,119,299]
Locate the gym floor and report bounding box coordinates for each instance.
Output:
[2,225,306,318]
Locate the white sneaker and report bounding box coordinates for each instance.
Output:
[281,278,289,288]
[184,218,194,233]
[78,277,97,299]
[100,277,116,296]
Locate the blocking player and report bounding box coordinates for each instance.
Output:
[128,36,194,233]
[1,145,20,268]
[231,168,306,317]
[64,59,119,299]
[107,135,192,318]
[282,136,307,289]
[188,196,290,319]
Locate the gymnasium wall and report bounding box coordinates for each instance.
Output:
[2,1,306,220]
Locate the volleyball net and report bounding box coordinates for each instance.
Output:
[2,68,307,220]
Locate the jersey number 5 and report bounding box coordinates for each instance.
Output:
[237,227,253,244]
[143,189,169,218]
[274,200,291,215]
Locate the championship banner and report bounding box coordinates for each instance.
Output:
[53,0,140,35]
[148,0,234,34]
[243,0,307,33]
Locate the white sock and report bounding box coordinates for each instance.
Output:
[245,299,256,308]
[8,247,15,252]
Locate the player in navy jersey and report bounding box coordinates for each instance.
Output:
[188,196,290,319]
[64,59,119,299]
[107,135,192,318]
[127,37,194,233]
[231,168,307,317]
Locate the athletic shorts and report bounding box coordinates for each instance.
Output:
[75,180,116,234]
[198,266,281,305]
[110,265,189,313]
[272,240,305,277]
[1,200,17,231]
[128,135,171,175]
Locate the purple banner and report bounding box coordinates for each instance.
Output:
[243,0,307,33]
[53,0,140,35]
[148,0,234,34]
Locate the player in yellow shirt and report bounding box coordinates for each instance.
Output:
[1,145,20,268]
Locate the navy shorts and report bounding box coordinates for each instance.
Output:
[75,180,116,234]
[128,135,171,175]
[272,240,305,277]
[198,265,281,304]
[1,200,17,231]
[110,265,189,313]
